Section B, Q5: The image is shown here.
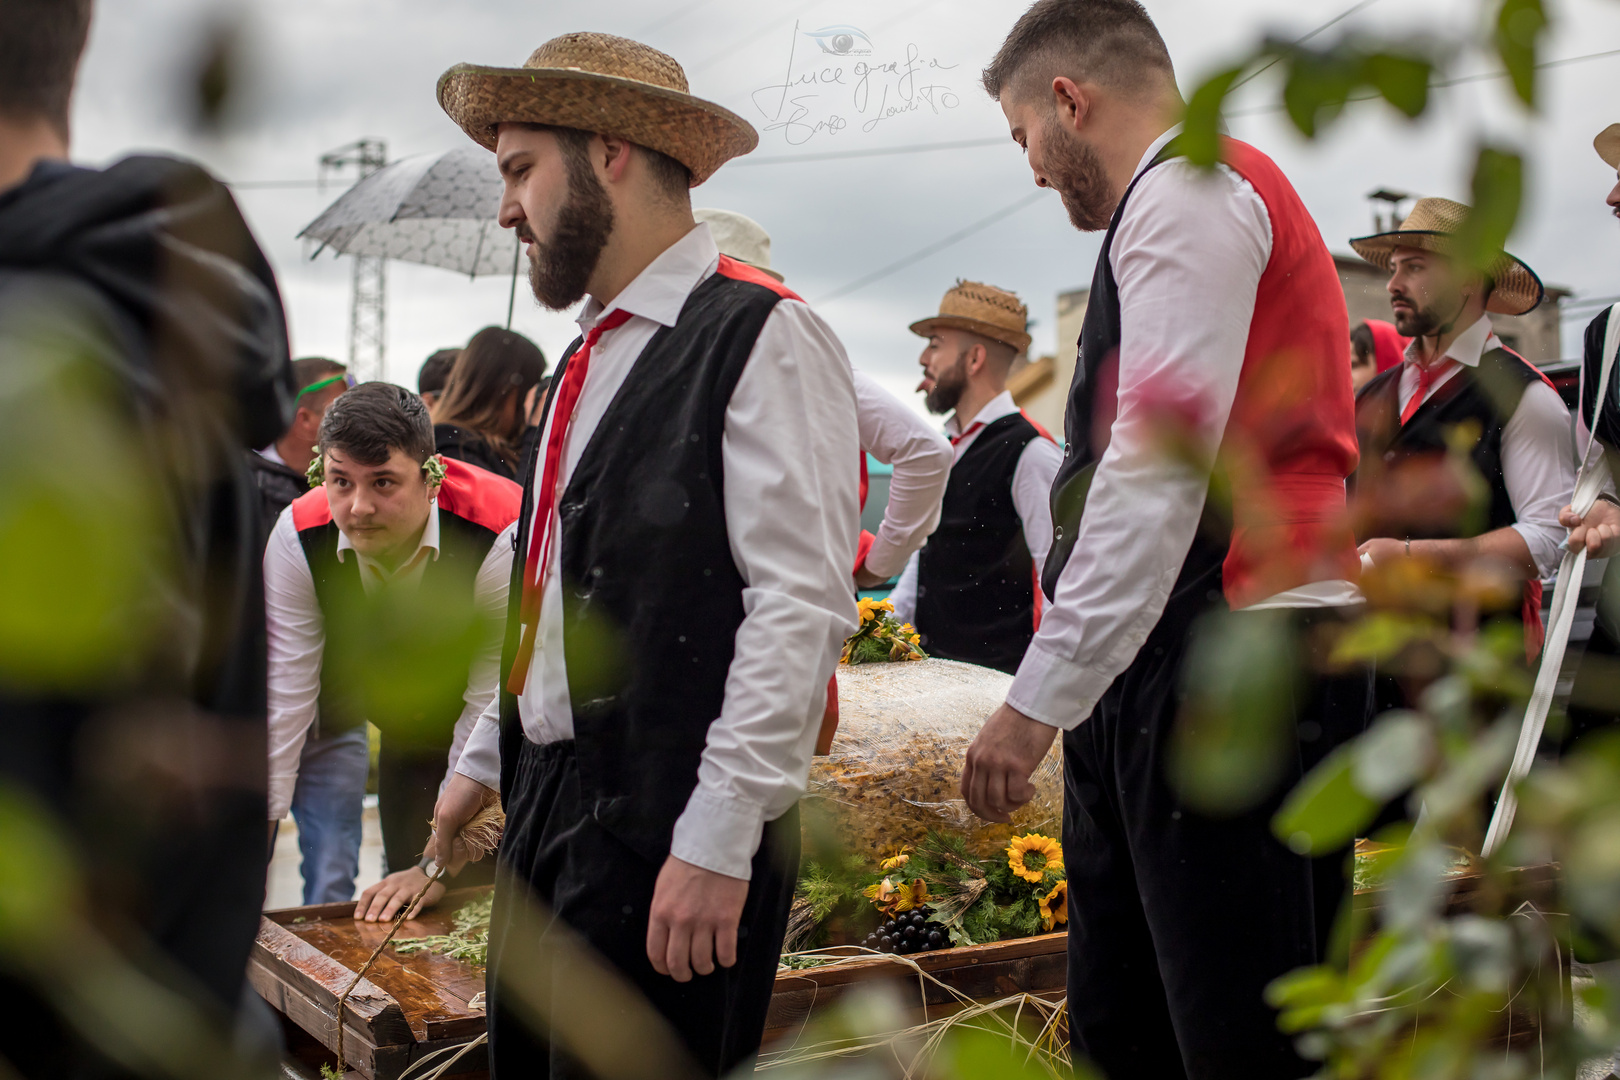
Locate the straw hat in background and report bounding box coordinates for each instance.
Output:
[1596,123,1620,170]
[909,280,1032,354]
[438,33,757,186]
[694,208,783,281]
[1349,196,1544,317]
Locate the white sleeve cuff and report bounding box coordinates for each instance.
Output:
[268,774,299,823]
[1005,641,1113,731]
[1511,521,1566,582]
[669,786,765,881]
[453,710,503,791]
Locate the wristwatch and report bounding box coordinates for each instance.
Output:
[1598,492,1620,508]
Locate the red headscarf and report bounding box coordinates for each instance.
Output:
[1365,319,1410,373]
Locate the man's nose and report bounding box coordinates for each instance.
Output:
[498,191,524,231]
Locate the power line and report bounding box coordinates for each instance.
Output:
[813,189,1048,305]
[220,46,1620,190]
[1230,0,1386,92]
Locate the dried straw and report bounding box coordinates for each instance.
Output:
[766,945,1069,1078]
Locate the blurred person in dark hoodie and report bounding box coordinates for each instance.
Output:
[0,0,295,1074]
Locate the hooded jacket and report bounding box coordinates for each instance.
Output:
[0,155,295,1022]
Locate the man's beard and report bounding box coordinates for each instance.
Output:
[1041,117,1115,232]
[524,150,616,310]
[925,354,968,415]
[1389,289,1447,338]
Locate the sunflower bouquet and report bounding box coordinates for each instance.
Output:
[782,829,1069,960]
[841,598,927,665]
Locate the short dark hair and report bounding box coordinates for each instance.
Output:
[0,0,93,137]
[417,348,460,396]
[318,382,434,468]
[1350,322,1375,365]
[982,0,1175,105]
[431,326,548,470]
[534,124,691,202]
[291,356,346,394]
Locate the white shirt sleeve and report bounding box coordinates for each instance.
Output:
[853,369,952,579]
[264,507,324,821]
[888,550,921,625]
[1006,160,1273,730]
[1502,379,1577,579]
[441,522,516,796]
[1012,435,1062,571]
[668,300,861,880]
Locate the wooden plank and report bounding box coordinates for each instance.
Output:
[250,957,388,1080]
[772,931,1067,991]
[252,917,414,1048]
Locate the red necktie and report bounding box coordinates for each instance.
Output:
[950,420,984,447]
[506,308,634,695]
[1399,358,1455,425]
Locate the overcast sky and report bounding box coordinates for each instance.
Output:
[68,0,1620,410]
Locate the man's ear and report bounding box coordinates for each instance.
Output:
[967,342,989,377]
[1050,76,1091,135]
[597,133,633,184]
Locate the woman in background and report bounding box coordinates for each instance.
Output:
[430,325,547,480]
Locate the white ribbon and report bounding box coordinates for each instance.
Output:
[1482,303,1620,857]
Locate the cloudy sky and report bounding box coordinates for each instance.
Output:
[69,0,1620,410]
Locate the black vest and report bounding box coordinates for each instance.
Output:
[1353,347,1543,540]
[496,269,786,864]
[298,510,502,748]
[1044,153,1230,604]
[915,412,1041,674]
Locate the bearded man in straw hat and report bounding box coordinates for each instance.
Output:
[961,2,1374,1075]
[1348,197,1575,660]
[424,33,861,1076]
[886,281,1061,675]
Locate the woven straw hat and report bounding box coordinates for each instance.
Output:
[1349,196,1544,317]
[438,33,757,187]
[694,208,783,281]
[909,280,1031,353]
[1596,124,1620,170]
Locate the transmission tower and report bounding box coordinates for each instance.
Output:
[319,139,388,382]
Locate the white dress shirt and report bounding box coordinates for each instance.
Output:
[1006,127,1361,732]
[455,223,860,881]
[888,390,1062,625]
[262,503,515,821]
[852,369,953,580]
[1393,314,1574,579]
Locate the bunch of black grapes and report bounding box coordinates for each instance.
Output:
[862,905,946,955]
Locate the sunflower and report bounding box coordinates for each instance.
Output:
[1039,880,1068,931]
[1006,833,1064,883]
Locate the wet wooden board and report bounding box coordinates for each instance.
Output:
[251,889,491,1080]
[764,931,1068,1047]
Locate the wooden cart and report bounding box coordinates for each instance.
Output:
[251,891,490,1080]
[252,889,1066,1077]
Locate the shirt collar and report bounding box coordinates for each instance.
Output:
[336,500,441,564]
[578,222,719,332]
[1132,124,1183,183]
[257,444,287,468]
[1402,313,1500,370]
[946,390,1019,436]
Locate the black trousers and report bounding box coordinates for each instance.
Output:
[1063,592,1373,1080]
[376,736,495,886]
[486,739,799,1078]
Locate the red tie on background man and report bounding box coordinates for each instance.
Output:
[1400,358,1456,426]
[507,308,634,695]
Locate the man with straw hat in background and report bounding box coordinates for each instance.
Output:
[694,206,953,593]
[425,33,860,1076]
[889,280,1060,675]
[1562,125,1620,563]
[1348,196,1574,659]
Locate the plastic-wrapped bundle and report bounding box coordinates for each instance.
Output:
[803,658,1063,858]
